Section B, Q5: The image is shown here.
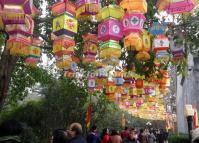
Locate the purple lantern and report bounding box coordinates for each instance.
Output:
[122,12,145,36]
[98,19,123,42]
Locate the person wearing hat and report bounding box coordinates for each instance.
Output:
[68,123,87,143]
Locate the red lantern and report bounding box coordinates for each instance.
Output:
[135,79,144,88]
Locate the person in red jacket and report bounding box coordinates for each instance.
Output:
[121,127,130,139]
[100,128,110,143]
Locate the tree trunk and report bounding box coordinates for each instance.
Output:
[0,47,17,109]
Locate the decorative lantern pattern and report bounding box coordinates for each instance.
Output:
[53,13,78,38]
[88,73,96,91]
[51,1,78,75]
[165,0,195,14]
[114,70,124,86]
[124,33,142,51]
[98,5,123,65]
[99,40,121,59]
[98,19,123,42]
[82,33,98,63]
[76,0,100,19]
[153,35,170,52]
[51,0,76,16]
[150,22,167,36]
[122,12,145,35]
[120,0,147,13]
[5,15,34,37]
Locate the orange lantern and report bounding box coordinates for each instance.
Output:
[106,81,116,95]
[120,0,147,13]
[124,33,142,51]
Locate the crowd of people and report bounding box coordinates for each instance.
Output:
[1,119,199,143]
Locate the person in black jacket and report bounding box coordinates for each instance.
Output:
[68,123,87,143]
[52,129,69,143]
[123,129,139,143]
[87,125,100,143]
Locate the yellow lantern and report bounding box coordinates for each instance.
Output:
[156,0,170,11]
[136,51,150,61]
[53,13,78,38]
[124,33,142,51]
[100,40,121,59]
[120,0,147,13]
[142,30,151,52]
[106,81,116,95]
[96,5,124,21]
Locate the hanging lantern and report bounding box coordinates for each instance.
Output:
[155,50,170,62]
[76,0,100,19]
[5,15,34,36]
[100,40,121,59]
[106,81,116,96]
[142,30,151,52]
[171,46,185,61]
[135,78,144,89]
[88,73,96,91]
[96,66,108,86]
[53,36,75,51]
[7,35,31,56]
[53,13,78,38]
[25,37,42,67]
[25,45,41,67]
[165,0,195,14]
[123,70,132,87]
[150,22,167,36]
[156,0,170,11]
[136,51,150,61]
[98,19,123,42]
[120,0,147,13]
[124,33,142,51]
[114,70,124,86]
[153,35,170,53]
[122,12,145,36]
[0,0,34,25]
[82,33,98,63]
[97,5,124,21]
[51,0,76,16]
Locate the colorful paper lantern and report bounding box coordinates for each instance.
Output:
[98,19,123,42]
[100,40,121,59]
[7,35,31,56]
[150,22,167,36]
[51,0,76,16]
[135,78,144,89]
[114,70,124,86]
[5,15,34,36]
[53,13,78,37]
[171,46,185,61]
[106,81,116,95]
[76,0,100,18]
[97,5,124,21]
[136,51,150,61]
[25,45,41,67]
[120,0,147,13]
[88,73,96,89]
[153,35,170,53]
[122,12,146,35]
[165,0,195,14]
[124,33,142,51]
[53,36,75,51]
[142,30,151,52]
[83,33,98,63]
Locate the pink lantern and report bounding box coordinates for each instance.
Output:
[5,15,34,36]
[88,73,96,89]
[122,12,145,36]
[165,0,195,14]
[76,0,99,8]
[1,0,33,14]
[172,47,184,61]
[98,19,123,42]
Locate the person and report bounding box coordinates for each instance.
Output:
[148,130,156,143]
[68,123,87,143]
[110,130,122,143]
[155,129,163,143]
[52,129,69,143]
[121,127,130,139]
[123,129,139,143]
[87,125,100,143]
[0,119,23,143]
[138,129,149,143]
[100,128,110,143]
